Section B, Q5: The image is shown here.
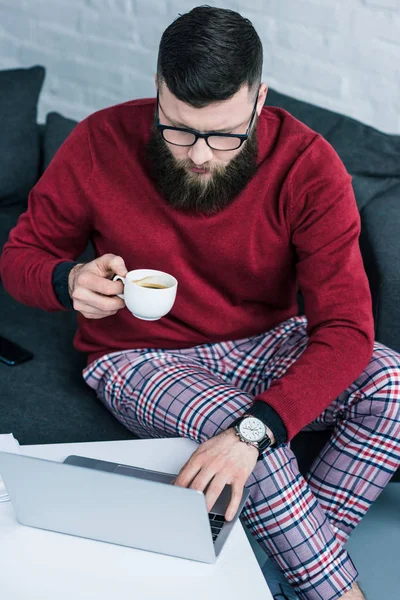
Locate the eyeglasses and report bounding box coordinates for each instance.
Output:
[155,89,259,152]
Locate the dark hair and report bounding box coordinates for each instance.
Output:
[157,5,263,108]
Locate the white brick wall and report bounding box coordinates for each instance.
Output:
[0,0,399,133]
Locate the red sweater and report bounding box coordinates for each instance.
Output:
[0,98,374,441]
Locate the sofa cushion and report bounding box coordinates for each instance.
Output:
[265,88,400,213]
[265,88,341,139]
[0,282,133,446]
[0,65,45,206]
[43,112,78,171]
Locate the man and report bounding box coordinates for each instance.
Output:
[1,6,399,600]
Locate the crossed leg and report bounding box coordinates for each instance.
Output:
[83,317,400,600]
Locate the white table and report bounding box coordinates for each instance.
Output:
[0,437,272,600]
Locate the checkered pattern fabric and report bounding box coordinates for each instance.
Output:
[83,315,400,600]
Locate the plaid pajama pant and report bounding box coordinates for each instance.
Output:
[83,315,400,600]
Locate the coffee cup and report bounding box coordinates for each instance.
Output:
[113,269,178,321]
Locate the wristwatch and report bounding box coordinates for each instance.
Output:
[233,414,273,459]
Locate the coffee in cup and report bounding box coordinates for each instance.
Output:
[113,269,178,320]
[133,276,169,290]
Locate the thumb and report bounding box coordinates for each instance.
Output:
[95,253,128,278]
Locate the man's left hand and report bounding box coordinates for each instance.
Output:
[172,428,258,521]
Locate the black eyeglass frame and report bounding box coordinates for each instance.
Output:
[155,88,260,151]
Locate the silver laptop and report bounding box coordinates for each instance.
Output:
[0,451,250,563]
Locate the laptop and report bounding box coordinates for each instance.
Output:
[0,451,250,563]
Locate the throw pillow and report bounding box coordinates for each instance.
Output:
[0,65,45,206]
[265,87,400,179]
[43,112,78,172]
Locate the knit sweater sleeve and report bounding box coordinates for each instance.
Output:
[0,118,93,312]
[252,135,375,442]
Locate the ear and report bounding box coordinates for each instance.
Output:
[257,83,268,115]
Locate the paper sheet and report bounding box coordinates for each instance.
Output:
[0,433,20,502]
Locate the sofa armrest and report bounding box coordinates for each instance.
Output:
[359,191,400,353]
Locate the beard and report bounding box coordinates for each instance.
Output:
[145,119,259,215]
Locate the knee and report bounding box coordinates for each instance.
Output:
[371,353,400,425]
[388,363,400,425]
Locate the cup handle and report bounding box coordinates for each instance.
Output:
[112,274,125,300]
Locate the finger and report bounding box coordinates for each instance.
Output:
[189,467,217,495]
[95,254,128,279]
[73,302,118,318]
[225,481,245,521]
[201,474,226,514]
[107,254,128,278]
[173,460,202,488]
[86,274,125,297]
[77,269,124,297]
[80,311,118,319]
[73,288,125,312]
[76,306,117,316]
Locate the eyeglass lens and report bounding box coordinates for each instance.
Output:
[162,129,242,150]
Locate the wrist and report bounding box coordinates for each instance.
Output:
[228,428,259,457]
[68,263,84,298]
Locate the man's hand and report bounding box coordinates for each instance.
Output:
[173,428,258,521]
[68,253,128,319]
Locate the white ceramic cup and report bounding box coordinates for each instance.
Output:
[113,269,178,321]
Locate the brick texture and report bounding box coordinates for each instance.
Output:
[0,0,399,133]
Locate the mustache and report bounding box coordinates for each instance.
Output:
[174,156,227,172]
[167,151,246,181]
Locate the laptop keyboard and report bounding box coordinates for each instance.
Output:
[209,513,226,543]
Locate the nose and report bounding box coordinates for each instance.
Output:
[187,137,214,167]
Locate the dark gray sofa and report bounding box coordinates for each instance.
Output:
[1,66,399,481]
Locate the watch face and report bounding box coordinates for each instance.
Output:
[239,417,266,442]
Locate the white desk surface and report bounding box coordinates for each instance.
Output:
[0,437,272,600]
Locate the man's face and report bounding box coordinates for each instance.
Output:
[146,83,267,215]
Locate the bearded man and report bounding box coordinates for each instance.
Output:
[2,6,400,600]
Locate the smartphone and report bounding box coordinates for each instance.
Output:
[0,335,34,366]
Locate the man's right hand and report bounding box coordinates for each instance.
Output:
[68,254,128,319]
